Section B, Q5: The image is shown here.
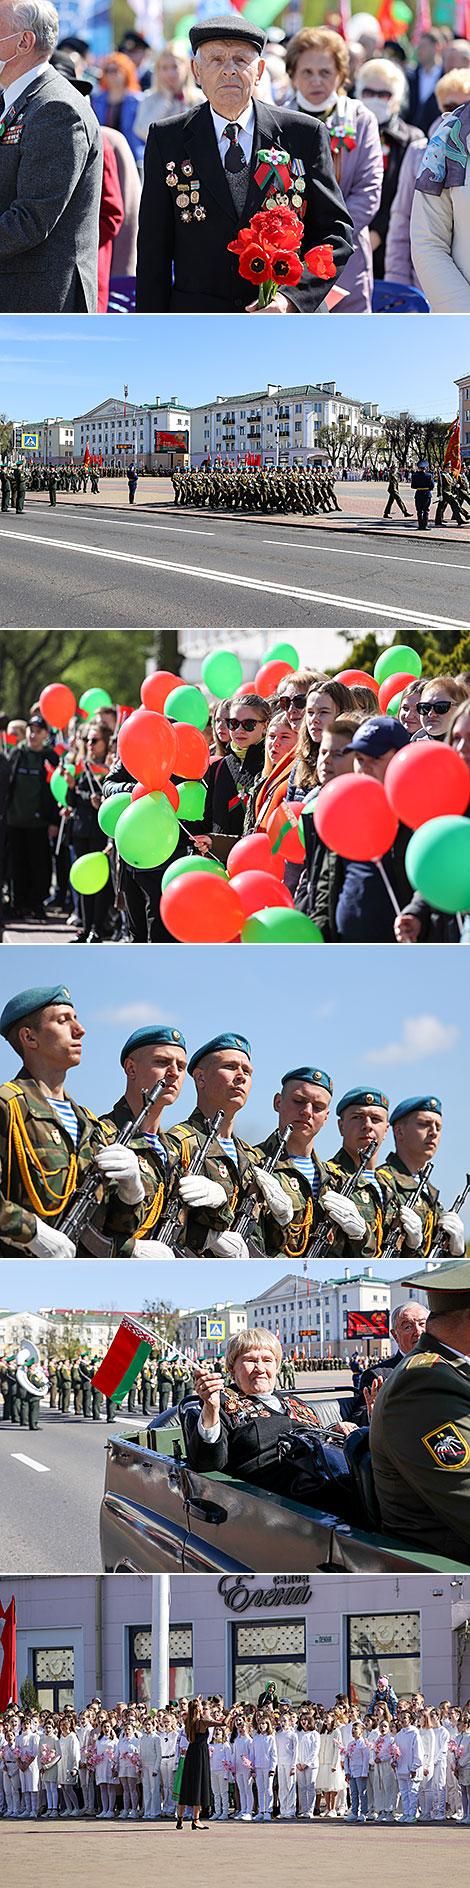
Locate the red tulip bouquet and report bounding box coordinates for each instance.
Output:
[228,204,336,307]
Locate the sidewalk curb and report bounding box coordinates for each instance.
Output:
[20,496,466,546]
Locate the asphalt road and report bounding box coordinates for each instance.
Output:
[1,506,468,628]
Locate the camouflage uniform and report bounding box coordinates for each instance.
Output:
[97,1095,184,1253]
[167,1106,286,1255]
[257,1131,332,1259]
[0,1069,105,1253]
[376,1149,441,1256]
[324,1147,397,1256]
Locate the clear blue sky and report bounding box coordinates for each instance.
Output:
[2,942,468,1242]
[0,1256,439,1315]
[5,315,461,421]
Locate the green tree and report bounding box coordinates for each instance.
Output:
[329,630,467,679]
[140,1298,179,1350]
[0,630,160,719]
[20,1675,40,1712]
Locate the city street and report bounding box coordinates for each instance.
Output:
[1,1820,468,1883]
[1,486,468,628]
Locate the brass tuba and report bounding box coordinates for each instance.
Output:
[16,1340,48,1398]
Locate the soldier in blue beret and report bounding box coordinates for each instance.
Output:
[378,1096,465,1256]
[325,1087,395,1256]
[97,1025,190,1256]
[0,986,146,1256]
[169,1034,293,1257]
[257,1066,338,1258]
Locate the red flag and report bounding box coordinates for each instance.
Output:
[444,418,461,476]
[0,1597,18,1709]
[337,0,352,37]
[412,0,432,38]
[83,442,91,465]
[455,0,470,32]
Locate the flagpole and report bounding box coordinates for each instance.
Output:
[150,1576,170,1708]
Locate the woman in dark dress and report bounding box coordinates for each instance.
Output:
[176,1700,213,1830]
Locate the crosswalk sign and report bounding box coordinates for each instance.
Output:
[22,433,39,449]
[208,1320,225,1340]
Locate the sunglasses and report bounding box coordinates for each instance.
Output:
[362,87,392,98]
[229,716,263,732]
[277,693,307,711]
[417,700,452,717]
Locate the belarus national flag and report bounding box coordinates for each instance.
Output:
[92,1316,153,1404]
[0,1597,18,1710]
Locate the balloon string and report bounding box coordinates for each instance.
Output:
[55,814,65,857]
[178,820,221,865]
[374,857,401,917]
[456,913,464,936]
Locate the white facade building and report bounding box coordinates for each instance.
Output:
[73,396,191,470]
[12,418,75,464]
[177,1300,247,1359]
[245,1268,391,1359]
[455,374,470,461]
[0,1306,144,1356]
[190,380,383,469]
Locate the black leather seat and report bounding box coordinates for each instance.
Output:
[344,1427,382,1531]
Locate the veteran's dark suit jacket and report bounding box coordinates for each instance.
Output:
[181,1382,323,1493]
[136,98,354,312]
[0,65,103,311]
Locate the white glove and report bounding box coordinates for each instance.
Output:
[178,1174,226,1210]
[439,1210,465,1256]
[204,1229,250,1261]
[252,1167,293,1228]
[94,1145,145,1206]
[129,1240,176,1258]
[322,1188,366,1242]
[27,1219,76,1259]
[400,1204,423,1251]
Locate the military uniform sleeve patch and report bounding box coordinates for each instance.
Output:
[422,1423,470,1468]
[406,1352,439,1370]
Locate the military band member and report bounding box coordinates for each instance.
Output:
[79,1353,94,1419]
[48,1359,58,1410]
[168,1033,293,1257]
[158,1357,174,1411]
[377,1096,465,1256]
[71,1359,83,1416]
[97,1023,189,1255]
[0,986,143,1256]
[59,1358,72,1414]
[370,1263,470,1560]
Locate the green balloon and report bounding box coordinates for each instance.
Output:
[70,851,110,895]
[164,685,209,731]
[98,791,132,837]
[115,792,179,869]
[79,687,113,718]
[201,650,243,697]
[406,816,470,914]
[161,855,227,892]
[177,780,207,820]
[50,766,68,806]
[262,641,299,670]
[374,645,422,685]
[241,910,323,943]
[386,692,403,717]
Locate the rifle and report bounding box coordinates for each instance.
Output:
[157,1107,224,1251]
[233,1123,294,1242]
[381,1159,434,1261]
[59,1077,167,1249]
[305,1138,378,1262]
[429,1172,470,1261]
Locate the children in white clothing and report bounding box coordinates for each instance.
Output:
[276,1716,298,1820]
[209,1728,232,1820]
[252,1721,277,1821]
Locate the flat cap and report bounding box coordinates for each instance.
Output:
[405,1261,470,1312]
[337,1087,389,1115]
[282,1066,333,1097]
[121,1025,186,1067]
[189,14,266,55]
[390,1095,442,1127]
[0,985,74,1041]
[188,1032,251,1076]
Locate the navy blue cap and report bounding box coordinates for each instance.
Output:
[282,1066,333,1097]
[188,1033,251,1077]
[390,1095,442,1126]
[337,1087,389,1115]
[121,1026,186,1067]
[0,985,74,1041]
[343,716,411,758]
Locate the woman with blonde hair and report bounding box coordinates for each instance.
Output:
[414,673,467,741]
[244,711,296,833]
[134,42,200,140]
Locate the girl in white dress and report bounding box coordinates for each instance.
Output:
[118,1725,141,1819]
[18,1714,40,1819]
[296,1711,320,1819]
[58,1716,81,1816]
[252,1714,277,1822]
[231,1717,254,1820]
[417,1710,435,1821]
[315,1712,343,1817]
[77,1711,93,1816]
[95,1719,118,1819]
[38,1720,61,1818]
[209,1724,233,1820]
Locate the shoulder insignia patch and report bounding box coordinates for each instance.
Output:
[406,1352,439,1370]
[422,1423,470,1468]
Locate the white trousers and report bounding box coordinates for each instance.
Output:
[278,1763,296,1818]
[398,1774,419,1820]
[160,1757,177,1814]
[377,1761,398,1814]
[212,1774,229,1817]
[255,1767,274,1816]
[432,1757,447,1819]
[4,1774,21,1815]
[236,1769,253,1815]
[141,1766,161,1818]
[418,1776,434,1818]
[297,1766,318,1816]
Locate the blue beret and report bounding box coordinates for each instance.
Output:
[0,985,74,1041]
[282,1066,333,1097]
[390,1095,442,1127]
[337,1088,389,1115]
[188,1033,252,1077]
[121,1026,186,1067]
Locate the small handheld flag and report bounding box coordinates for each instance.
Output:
[92,1315,154,1405]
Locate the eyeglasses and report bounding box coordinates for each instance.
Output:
[277,693,307,711]
[417,700,452,717]
[228,716,263,732]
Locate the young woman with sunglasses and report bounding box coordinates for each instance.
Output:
[193,694,272,862]
[411,675,467,742]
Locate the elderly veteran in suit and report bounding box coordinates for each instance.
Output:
[181,1326,327,1494]
[136,13,354,312]
[0,0,103,311]
[370,1263,470,1561]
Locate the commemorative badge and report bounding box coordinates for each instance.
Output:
[50,1127,62,1145]
[422,1423,470,1468]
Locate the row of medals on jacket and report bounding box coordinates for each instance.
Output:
[165,155,306,222]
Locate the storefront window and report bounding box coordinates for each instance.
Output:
[348,1612,421,1711]
[129,1627,193,1705]
[33,1647,75,1713]
[232,1620,306,1707]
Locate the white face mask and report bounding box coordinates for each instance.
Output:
[296,84,338,115]
[0,32,20,78]
[362,93,392,126]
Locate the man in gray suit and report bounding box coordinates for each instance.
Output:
[0,0,103,310]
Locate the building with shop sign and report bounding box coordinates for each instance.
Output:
[73,397,190,470]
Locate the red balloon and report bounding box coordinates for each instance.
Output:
[141,670,185,714]
[160,874,244,942]
[314,776,398,861]
[385,741,470,830]
[131,782,147,802]
[334,669,379,696]
[254,660,294,697]
[173,722,210,780]
[131,779,179,809]
[266,802,305,865]
[118,706,177,792]
[226,832,284,881]
[39,683,76,727]
[229,871,293,917]
[378,671,415,714]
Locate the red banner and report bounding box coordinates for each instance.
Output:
[0,1597,18,1709]
[444,418,461,476]
[347,1310,390,1339]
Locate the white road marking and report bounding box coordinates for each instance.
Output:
[28,505,216,538]
[0,530,464,628]
[261,537,470,573]
[11,1453,50,1472]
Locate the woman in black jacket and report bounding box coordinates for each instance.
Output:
[66,722,113,941]
[195,694,271,863]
